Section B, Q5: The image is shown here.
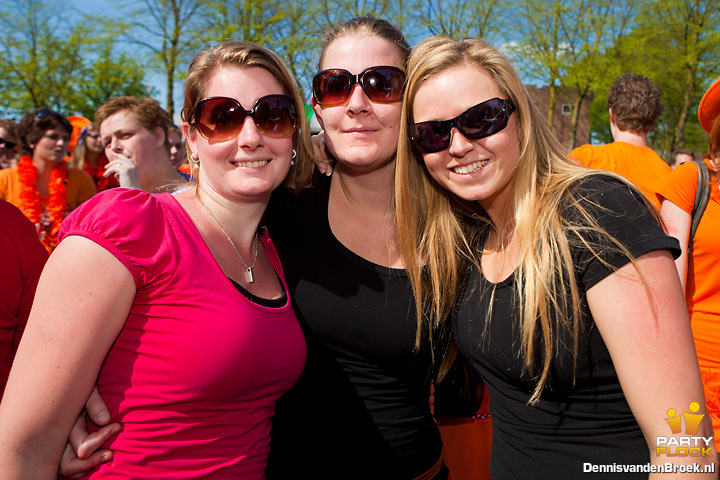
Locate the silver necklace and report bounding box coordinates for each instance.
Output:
[198,197,259,283]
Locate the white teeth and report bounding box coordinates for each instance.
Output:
[233,160,268,168]
[453,160,488,174]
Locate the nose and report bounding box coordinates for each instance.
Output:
[346,83,371,115]
[237,116,264,149]
[447,128,474,157]
[109,137,123,152]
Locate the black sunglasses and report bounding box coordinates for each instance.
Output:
[312,66,405,107]
[410,98,516,154]
[35,108,56,118]
[0,138,16,150]
[192,94,298,142]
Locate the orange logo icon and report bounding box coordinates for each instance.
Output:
[665,402,705,435]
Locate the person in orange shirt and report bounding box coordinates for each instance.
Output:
[660,76,720,441]
[0,108,96,252]
[571,74,670,210]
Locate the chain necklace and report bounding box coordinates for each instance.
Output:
[198,196,259,283]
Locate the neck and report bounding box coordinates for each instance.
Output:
[142,157,183,193]
[32,156,54,181]
[194,186,266,248]
[611,129,649,148]
[331,159,395,214]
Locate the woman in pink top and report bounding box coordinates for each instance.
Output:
[0,41,313,479]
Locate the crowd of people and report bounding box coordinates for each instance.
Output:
[0,15,718,480]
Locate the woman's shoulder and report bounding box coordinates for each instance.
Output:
[563,172,649,218]
[60,190,182,286]
[63,189,173,235]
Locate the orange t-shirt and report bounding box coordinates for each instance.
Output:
[0,164,97,214]
[571,142,671,210]
[660,159,720,437]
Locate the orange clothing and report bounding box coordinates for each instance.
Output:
[660,159,720,440]
[0,164,97,214]
[439,386,492,480]
[571,142,671,210]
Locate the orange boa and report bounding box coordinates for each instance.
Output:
[18,155,68,252]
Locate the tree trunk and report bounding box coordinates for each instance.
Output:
[673,32,699,150]
[547,83,557,131]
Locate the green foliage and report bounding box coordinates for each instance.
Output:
[586,0,720,155]
[66,45,156,119]
[0,0,152,119]
[123,0,206,118]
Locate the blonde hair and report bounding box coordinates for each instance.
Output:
[180,40,313,194]
[70,122,99,170]
[396,36,654,403]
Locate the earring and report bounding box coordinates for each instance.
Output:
[291,149,296,166]
[190,153,199,165]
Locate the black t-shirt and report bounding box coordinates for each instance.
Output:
[265,174,442,479]
[454,175,680,479]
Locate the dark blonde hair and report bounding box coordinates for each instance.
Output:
[318,16,410,70]
[180,40,313,194]
[396,36,654,403]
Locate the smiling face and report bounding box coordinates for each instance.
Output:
[313,34,404,172]
[32,128,70,164]
[412,64,520,214]
[183,66,294,202]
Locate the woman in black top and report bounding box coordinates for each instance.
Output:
[395,36,716,479]
[265,17,444,480]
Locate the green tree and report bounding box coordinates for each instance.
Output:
[124,0,205,118]
[511,0,571,128]
[0,0,87,113]
[558,0,637,149]
[628,0,720,155]
[202,0,319,97]
[0,0,153,119]
[66,44,155,119]
[512,0,638,149]
[416,0,504,39]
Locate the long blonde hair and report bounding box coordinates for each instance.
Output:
[396,36,654,403]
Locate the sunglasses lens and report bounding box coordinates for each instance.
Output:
[313,71,352,106]
[410,122,452,154]
[254,95,298,138]
[196,97,246,142]
[457,99,508,140]
[411,99,513,154]
[362,68,405,103]
[195,95,298,142]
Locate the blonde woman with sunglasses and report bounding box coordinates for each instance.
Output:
[0,41,313,479]
[396,36,716,478]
